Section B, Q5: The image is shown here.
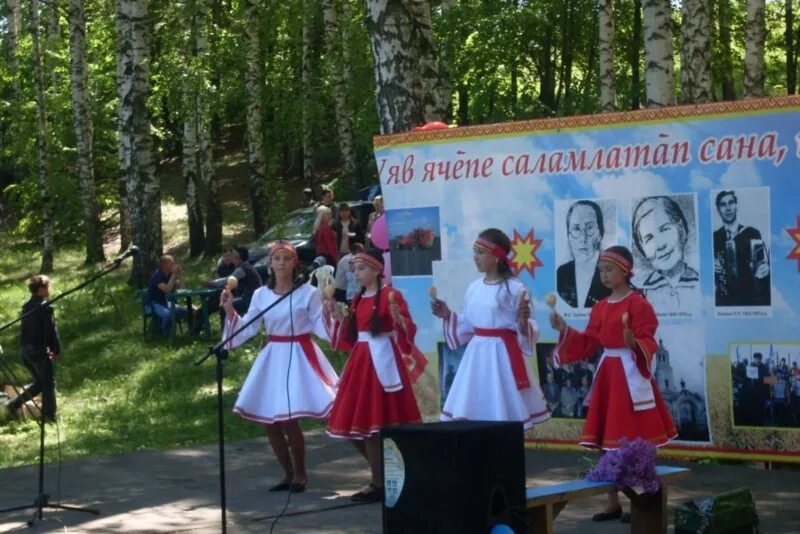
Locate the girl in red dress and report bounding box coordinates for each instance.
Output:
[549,245,677,521]
[324,248,423,503]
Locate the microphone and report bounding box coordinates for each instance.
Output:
[113,245,139,264]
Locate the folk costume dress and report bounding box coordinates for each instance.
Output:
[554,291,677,449]
[326,286,423,439]
[223,284,339,424]
[440,277,551,429]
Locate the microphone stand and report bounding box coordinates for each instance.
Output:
[194,281,306,534]
[0,255,132,526]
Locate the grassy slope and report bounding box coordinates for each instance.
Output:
[0,153,347,468]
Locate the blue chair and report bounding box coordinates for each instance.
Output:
[137,290,183,337]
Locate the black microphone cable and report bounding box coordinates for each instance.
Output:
[269,280,297,534]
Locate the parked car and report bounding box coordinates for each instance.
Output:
[216,200,375,280]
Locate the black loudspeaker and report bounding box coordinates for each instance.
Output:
[381,421,526,534]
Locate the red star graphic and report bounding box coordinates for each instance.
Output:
[787,215,800,271]
[509,228,544,278]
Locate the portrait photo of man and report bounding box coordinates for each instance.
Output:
[556,199,614,309]
[712,189,771,307]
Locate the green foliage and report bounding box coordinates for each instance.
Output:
[2,0,800,248]
[0,237,348,467]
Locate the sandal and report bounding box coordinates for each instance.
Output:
[591,507,622,521]
[269,481,291,492]
[350,483,383,503]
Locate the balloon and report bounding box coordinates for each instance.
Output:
[489,525,515,534]
[371,214,389,250]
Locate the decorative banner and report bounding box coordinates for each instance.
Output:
[376,97,800,462]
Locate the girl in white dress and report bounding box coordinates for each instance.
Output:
[431,228,550,429]
[221,241,338,493]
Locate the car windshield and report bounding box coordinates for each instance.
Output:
[255,210,316,245]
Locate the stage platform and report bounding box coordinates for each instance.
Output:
[1,431,798,533]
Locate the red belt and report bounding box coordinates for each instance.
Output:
[474,327,530,390]
[268,334,334,386]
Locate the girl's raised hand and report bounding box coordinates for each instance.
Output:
[430,298,451,320]
[622,312,635,349]
[549,311,566,333]
[220,288,233,314]
[516,289,532,326]
[326,298,344,321]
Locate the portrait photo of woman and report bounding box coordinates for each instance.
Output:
[631,194,701,314]
[555,199,616,309]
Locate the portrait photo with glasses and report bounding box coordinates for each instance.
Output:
[631,193,701,316]
[555,198,617,310]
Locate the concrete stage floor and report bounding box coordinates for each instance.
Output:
[1,431,797,533]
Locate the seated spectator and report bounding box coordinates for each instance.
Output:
[333,242,364,303]
[148,255,189,335]
[207,246,262,316]
[333,203,365,257]
[215,247,236,279]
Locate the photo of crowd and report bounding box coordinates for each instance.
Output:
[731,345,800,428]
[536,342,597,419]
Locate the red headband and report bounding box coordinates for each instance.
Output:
[353,253,384,272]
[270,242,299,265]
[599,250,633,274]
[474,237,508,263]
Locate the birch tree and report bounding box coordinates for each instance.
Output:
[116,0,132,250]
[787,0,796,94]
[323,0,358,189]
[717,0,736,100]
[680,0,713,103]
[243,0,267,235]
[642,0,675,107]
[182,0,213,257]
[302,0,315,188]
[599,0,615,112]
[31,0,55,273]
[68,0,105,263]
[365,0,444,134]
[6,0,22,89]
[743,0,766,97]
[118,0,162,284]
[205,0,224,256]
[631,0,642,109]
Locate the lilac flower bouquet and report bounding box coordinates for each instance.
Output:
[585,438,661,494]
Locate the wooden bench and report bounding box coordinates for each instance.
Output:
[526,465,690,534]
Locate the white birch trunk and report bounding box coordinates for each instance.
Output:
[119,0,162,284]
[68,0,105,263]
[302,0,315,188]
[243,0,267,235]
[116,0,132,250]
[6,0,22,79]
[365,0,444,134]
[642,0,676,107]
[744,0,766,97]
[31,0,55,273]
[182,0,211,257]
[323,0,358,189]
[598,0,616,112]
[44,0,61,87]
[680,0,713,103]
